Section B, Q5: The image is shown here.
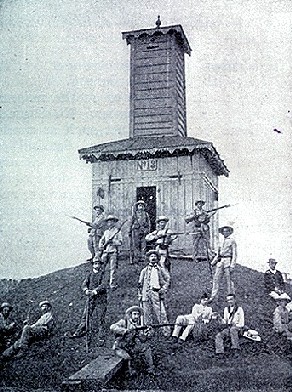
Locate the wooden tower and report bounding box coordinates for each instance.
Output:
[79,20,229,254]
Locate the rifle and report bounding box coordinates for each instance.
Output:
[103,219,128,249]
[85,298,90,354]
[70,216,90,226]
[206,204,230,213]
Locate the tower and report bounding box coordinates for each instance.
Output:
[122,20,191,138]
[79,19,228,255]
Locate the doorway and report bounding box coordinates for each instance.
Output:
[136,186,156,231]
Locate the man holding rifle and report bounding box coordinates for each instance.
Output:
[98,215,123,290]
[87,205,106,261]
[145,216,177,273]
[209,226,237,303]
[129,200,151,264]
[110,306,155,376]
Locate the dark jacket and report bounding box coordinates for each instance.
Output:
[82,270,107,300]
[264,269,284,293]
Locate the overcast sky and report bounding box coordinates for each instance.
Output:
[0,0,291,279]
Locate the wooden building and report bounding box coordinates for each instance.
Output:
[79,21,229,254]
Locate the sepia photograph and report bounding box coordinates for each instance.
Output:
[0,0,292,391]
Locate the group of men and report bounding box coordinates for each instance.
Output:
[1,199,290,375]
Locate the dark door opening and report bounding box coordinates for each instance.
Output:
[136,186,156,232]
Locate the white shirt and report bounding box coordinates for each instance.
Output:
[223,306,244,328]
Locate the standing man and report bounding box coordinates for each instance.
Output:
[71,258,107,345]
[209,226,237,303]
[129,200,151,264]
[215,293,244,357]
[98,215,123,290]
[145,216,177,273]
[87,205,106,261]
[110,306,155,375]
[0,302,17,352]
[185,200,216,262]
[171,293,213,343]
[264,258,285,299]
[138,250,171,337]
[2,301,54,359]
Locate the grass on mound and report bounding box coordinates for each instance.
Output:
[0,255,291,392]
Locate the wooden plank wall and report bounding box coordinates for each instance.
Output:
[130,33,186,138]
[91,154,218,254]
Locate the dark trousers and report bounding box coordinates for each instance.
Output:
[75,296,107,339]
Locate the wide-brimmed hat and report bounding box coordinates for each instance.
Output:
[0,302,13,311]
[93,205,104,212]
[243,329,261,342]
[39,301,52,309]
[105,215,119,222]
[146,250,160,260]
[195,200,206,206]
[136,200,145,206]
[275,293,291,302]
[126,306,144,317]
[156,216,169,223]
[219,226,234,234]
[268,258,277,264]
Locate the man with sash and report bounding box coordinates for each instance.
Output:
[215,293,244,357]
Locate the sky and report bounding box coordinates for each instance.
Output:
[0,0,291,279]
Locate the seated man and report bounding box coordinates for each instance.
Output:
[264,258,285,299]
[110,306,155,376]
[2,300,54,359]
[0,302,17,352]
[215,293,244,357]
[273,293,292,341]
[171,293,213,343]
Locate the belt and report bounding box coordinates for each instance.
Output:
[151,288,160,292]
[220,256,232,259]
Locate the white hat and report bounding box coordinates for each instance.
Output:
[243,329,261,342]
[275,293,291,302]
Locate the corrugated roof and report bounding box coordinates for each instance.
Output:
[78,136,229,177]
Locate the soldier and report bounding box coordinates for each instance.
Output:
[171,293,213,343]
[2,301,54,359]
[209,226,237,303]
[0,302,17,352]
[129,200,151,264]
[87,205,106,261]
[273,293,292,341]
[215,293,244,357]
[98,215,123,290]
[138,250,171,337]
[145,216,177,273]
[185,200,216,262]
[70,258,107,345]
[110,306,155,376]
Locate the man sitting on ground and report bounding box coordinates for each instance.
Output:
[110,306,155,376]
[264,258,285,300]
[215,293,244,357]
[171,293,213,343]
[273,293,292,341]
[0,302,17,352]
[2,300,54,359]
